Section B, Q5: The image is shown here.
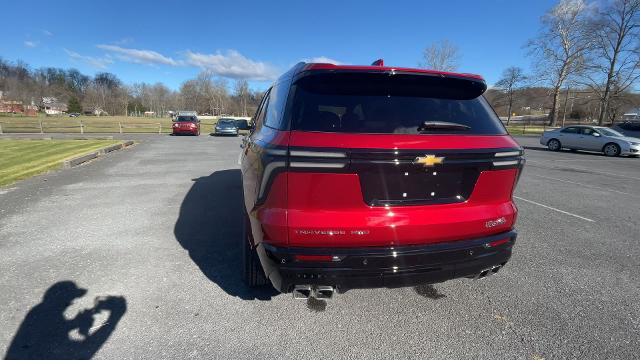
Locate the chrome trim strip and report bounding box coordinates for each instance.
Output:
[264,149,288,156]
[289,150,346,158]
[494,151,521,157]
[290,162,346,168]
[492,160,519,166]
[258,161,286,198]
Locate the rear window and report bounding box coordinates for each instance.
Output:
[288,72,505,135]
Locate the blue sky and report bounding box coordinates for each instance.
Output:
[3,0,557,90]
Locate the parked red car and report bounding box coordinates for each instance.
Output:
[240,60,524,299]
[172,115,200,136]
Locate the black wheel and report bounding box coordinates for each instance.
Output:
[547,139,561,151]
[242,210,269,287]
[603,143,620,157]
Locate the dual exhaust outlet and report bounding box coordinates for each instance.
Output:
[292,285,335,300]
[474,264,503,280]
[293,264,505,298]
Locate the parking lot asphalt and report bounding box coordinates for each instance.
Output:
[1,134,639,359]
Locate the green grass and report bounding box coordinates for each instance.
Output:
[0,115,251,134]
[505,125,548,136]
[0,139,122,187]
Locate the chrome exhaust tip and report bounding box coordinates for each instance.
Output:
[313,285,335,300]
[474,265,502,280]
[292,285,312,299]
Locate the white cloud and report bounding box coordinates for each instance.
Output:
[184,50,278,80]
[64,49,113,69]
[303,56,342,65]
[24,41,39,48]
[42,30,53,36]
[97,44,178,66]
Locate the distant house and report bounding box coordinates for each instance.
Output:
[42,97,68,115]
[0,91,36,115]
[143,111,155,117]
[0,99,24,113]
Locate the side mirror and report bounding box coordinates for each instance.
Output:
[593,132,601,137]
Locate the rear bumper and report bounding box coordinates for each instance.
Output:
[173,128,198,135]
[214,129,239,135]
[257,230,516,293]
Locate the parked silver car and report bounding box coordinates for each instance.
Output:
[213,119,239,136]
[540,125,640,157]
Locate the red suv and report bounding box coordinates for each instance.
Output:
[172,115,201,136]
[240,61,524,299]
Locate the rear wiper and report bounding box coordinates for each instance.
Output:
[417,121,471,132]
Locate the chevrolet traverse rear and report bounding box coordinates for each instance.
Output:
[240,61,524,299]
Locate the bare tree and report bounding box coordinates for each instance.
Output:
[421,39,461,72]
[234,79,250,116]
[495,67,528,125]
[581,0,640,125]
[527,0,591,126]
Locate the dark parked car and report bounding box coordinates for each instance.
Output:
[172,115,200,136]
[233,119,252,131]
[240,60,524,300]
[213,119,239,136]
[612,121,640,139]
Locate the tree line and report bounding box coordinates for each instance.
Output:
[0,58,265,117]
[422,0,640,126]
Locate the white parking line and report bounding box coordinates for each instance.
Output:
[529,174,637,197]
[526,159,640,181]
[514,196,595,222]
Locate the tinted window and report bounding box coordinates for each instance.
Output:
[561,127,579,134]
[264,81,289,129]
[288,72,503,135]
[620,122,640,130]
[580,128,598,136]
[253,89,270,129]
[176,116,196,122]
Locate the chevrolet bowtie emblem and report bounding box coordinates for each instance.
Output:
[413,155,444,167]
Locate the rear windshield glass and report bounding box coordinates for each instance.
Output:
[176,116,196,122]
[289,73,506,135]
[218,120,234,125]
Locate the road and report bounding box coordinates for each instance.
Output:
[1,135,639,359]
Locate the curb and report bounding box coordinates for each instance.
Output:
[63,141,134,169]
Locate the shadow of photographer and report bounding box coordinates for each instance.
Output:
[5,281,126,360]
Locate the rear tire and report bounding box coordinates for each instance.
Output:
[603,143,620,157]
[242,210,269,287]
[547,139,561,151]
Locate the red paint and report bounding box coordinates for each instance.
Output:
[278,169,518,247]
[172,121,200,135]
[294,255,334,262]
